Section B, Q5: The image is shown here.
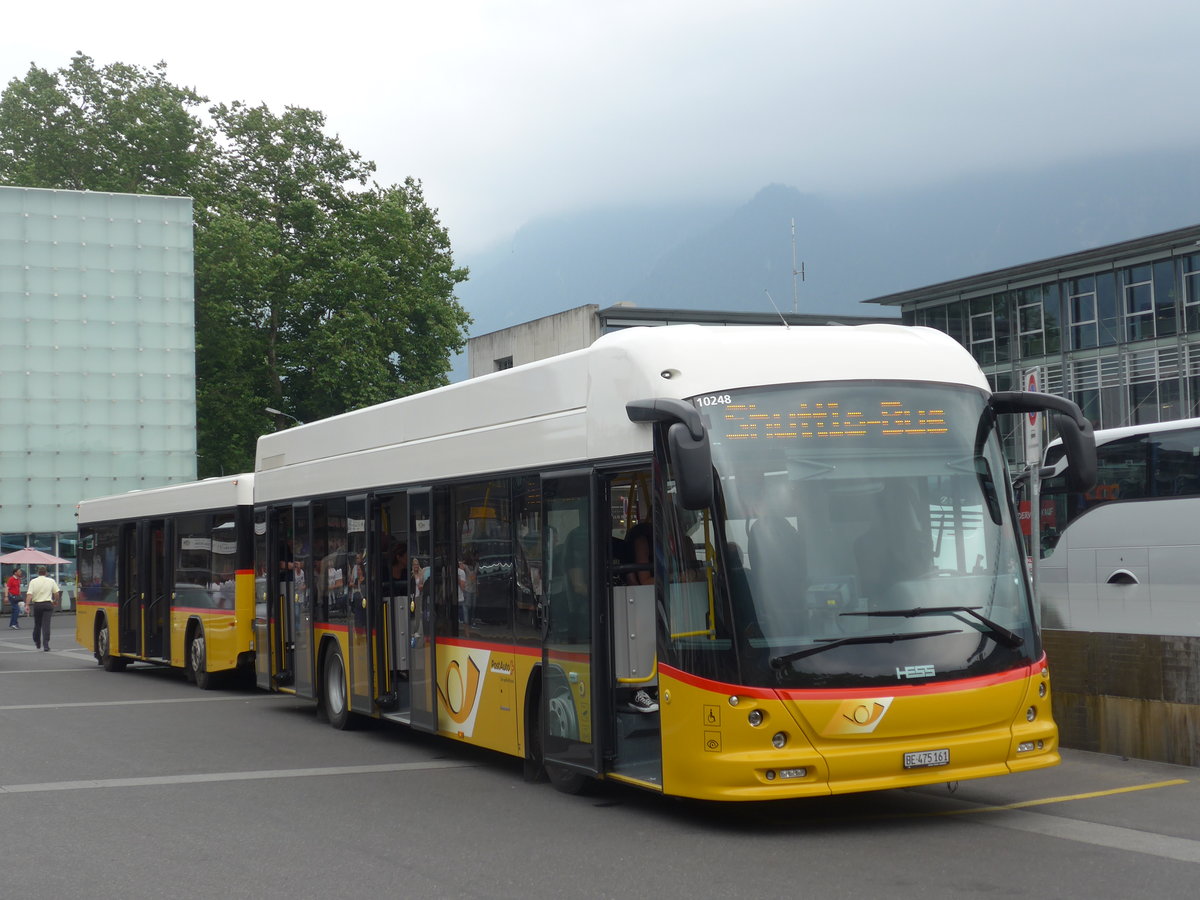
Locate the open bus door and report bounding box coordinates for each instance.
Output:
[539,472,602,785]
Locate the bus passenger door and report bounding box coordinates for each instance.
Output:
[291,503,314,697]
[407,489,437,733]
[144,519,170,660]
[269,507,297,689]
[117,523,139,656]
[539,472,602,778]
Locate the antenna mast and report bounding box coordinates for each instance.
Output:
[790,218,805,314]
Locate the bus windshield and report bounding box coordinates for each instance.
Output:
[688,380,1036,689]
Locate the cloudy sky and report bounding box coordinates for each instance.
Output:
[5,1,1199,253]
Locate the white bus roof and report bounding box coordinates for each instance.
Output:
[76,474,254,526]
[253,324,987,502]
[1089,416,1200,445]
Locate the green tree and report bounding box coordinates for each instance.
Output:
[196,102,470,473]
[0,53,212,195]
[0,56,471,479]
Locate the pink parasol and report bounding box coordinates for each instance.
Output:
[0,547,69,566]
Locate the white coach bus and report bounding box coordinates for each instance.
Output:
[1039,417,1200,637]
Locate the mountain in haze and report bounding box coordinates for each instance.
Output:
[454,146,1200,344]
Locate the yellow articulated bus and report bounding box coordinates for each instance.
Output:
[75,475,256,689]
[79,325,1097,800]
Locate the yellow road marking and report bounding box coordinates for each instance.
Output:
[942,778,1189,816]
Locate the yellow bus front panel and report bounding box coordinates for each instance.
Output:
[658,660,1057,801]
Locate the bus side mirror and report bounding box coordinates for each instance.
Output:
[991,391,1098,493]
[668,421,714,510]
[1054,412,1097,492]
[627,397,714,511]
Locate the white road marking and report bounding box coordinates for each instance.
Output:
[0,694,283,711]
[0,760,475,795]
[974,807,1200,865]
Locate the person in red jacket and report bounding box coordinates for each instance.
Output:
[7,568,22,629]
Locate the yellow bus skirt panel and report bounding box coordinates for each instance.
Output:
[658,659,1058,802]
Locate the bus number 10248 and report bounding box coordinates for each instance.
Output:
[696,395,733,407]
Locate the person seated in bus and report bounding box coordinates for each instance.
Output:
[747,515,807,635]
[854,481,932,606]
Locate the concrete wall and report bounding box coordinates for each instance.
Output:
[468,306,599,378]
[1045,629,1200,766]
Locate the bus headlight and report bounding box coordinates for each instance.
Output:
[771,731,788,749]
[748,710,764,727]
[1038,682,1047,698]
[1026,706,1037,722]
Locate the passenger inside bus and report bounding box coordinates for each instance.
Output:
[747,515,807,636]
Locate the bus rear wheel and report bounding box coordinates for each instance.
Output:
[188,626,214,690]
[323,644,354,730]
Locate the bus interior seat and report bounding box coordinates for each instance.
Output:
[747,517,807,634]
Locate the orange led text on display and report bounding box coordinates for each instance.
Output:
[720,401,948,441]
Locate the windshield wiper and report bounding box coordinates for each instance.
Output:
[842,606,1024,649]
[769,629,961,669]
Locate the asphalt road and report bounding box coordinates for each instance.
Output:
[3,618,1198,899]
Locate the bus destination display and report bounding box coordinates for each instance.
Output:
[709,398,950,442]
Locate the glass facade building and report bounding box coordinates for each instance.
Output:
[0,186,196,594]
[867,224,1200,436]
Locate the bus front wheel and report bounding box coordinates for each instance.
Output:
[97,619,127,672]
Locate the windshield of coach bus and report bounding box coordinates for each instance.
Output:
[700,381,1036,688]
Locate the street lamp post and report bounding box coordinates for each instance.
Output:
[265,407,304,428]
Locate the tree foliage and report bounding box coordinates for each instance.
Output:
[0,54,471,478]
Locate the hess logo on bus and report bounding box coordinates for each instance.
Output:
[896,664,936,680]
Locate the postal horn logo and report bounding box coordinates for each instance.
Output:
[436,648,491,736]
[821,697,894,736]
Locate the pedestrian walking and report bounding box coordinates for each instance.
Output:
[26,566,60,651]
[6,567,22,629]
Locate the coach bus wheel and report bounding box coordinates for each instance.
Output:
[97,619,127,672]
[189,627,214,690]
[322,644,353,730]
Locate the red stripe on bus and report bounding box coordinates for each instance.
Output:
[437,636,542,657]
[173,606,236,616]
[659,655,1046,701]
